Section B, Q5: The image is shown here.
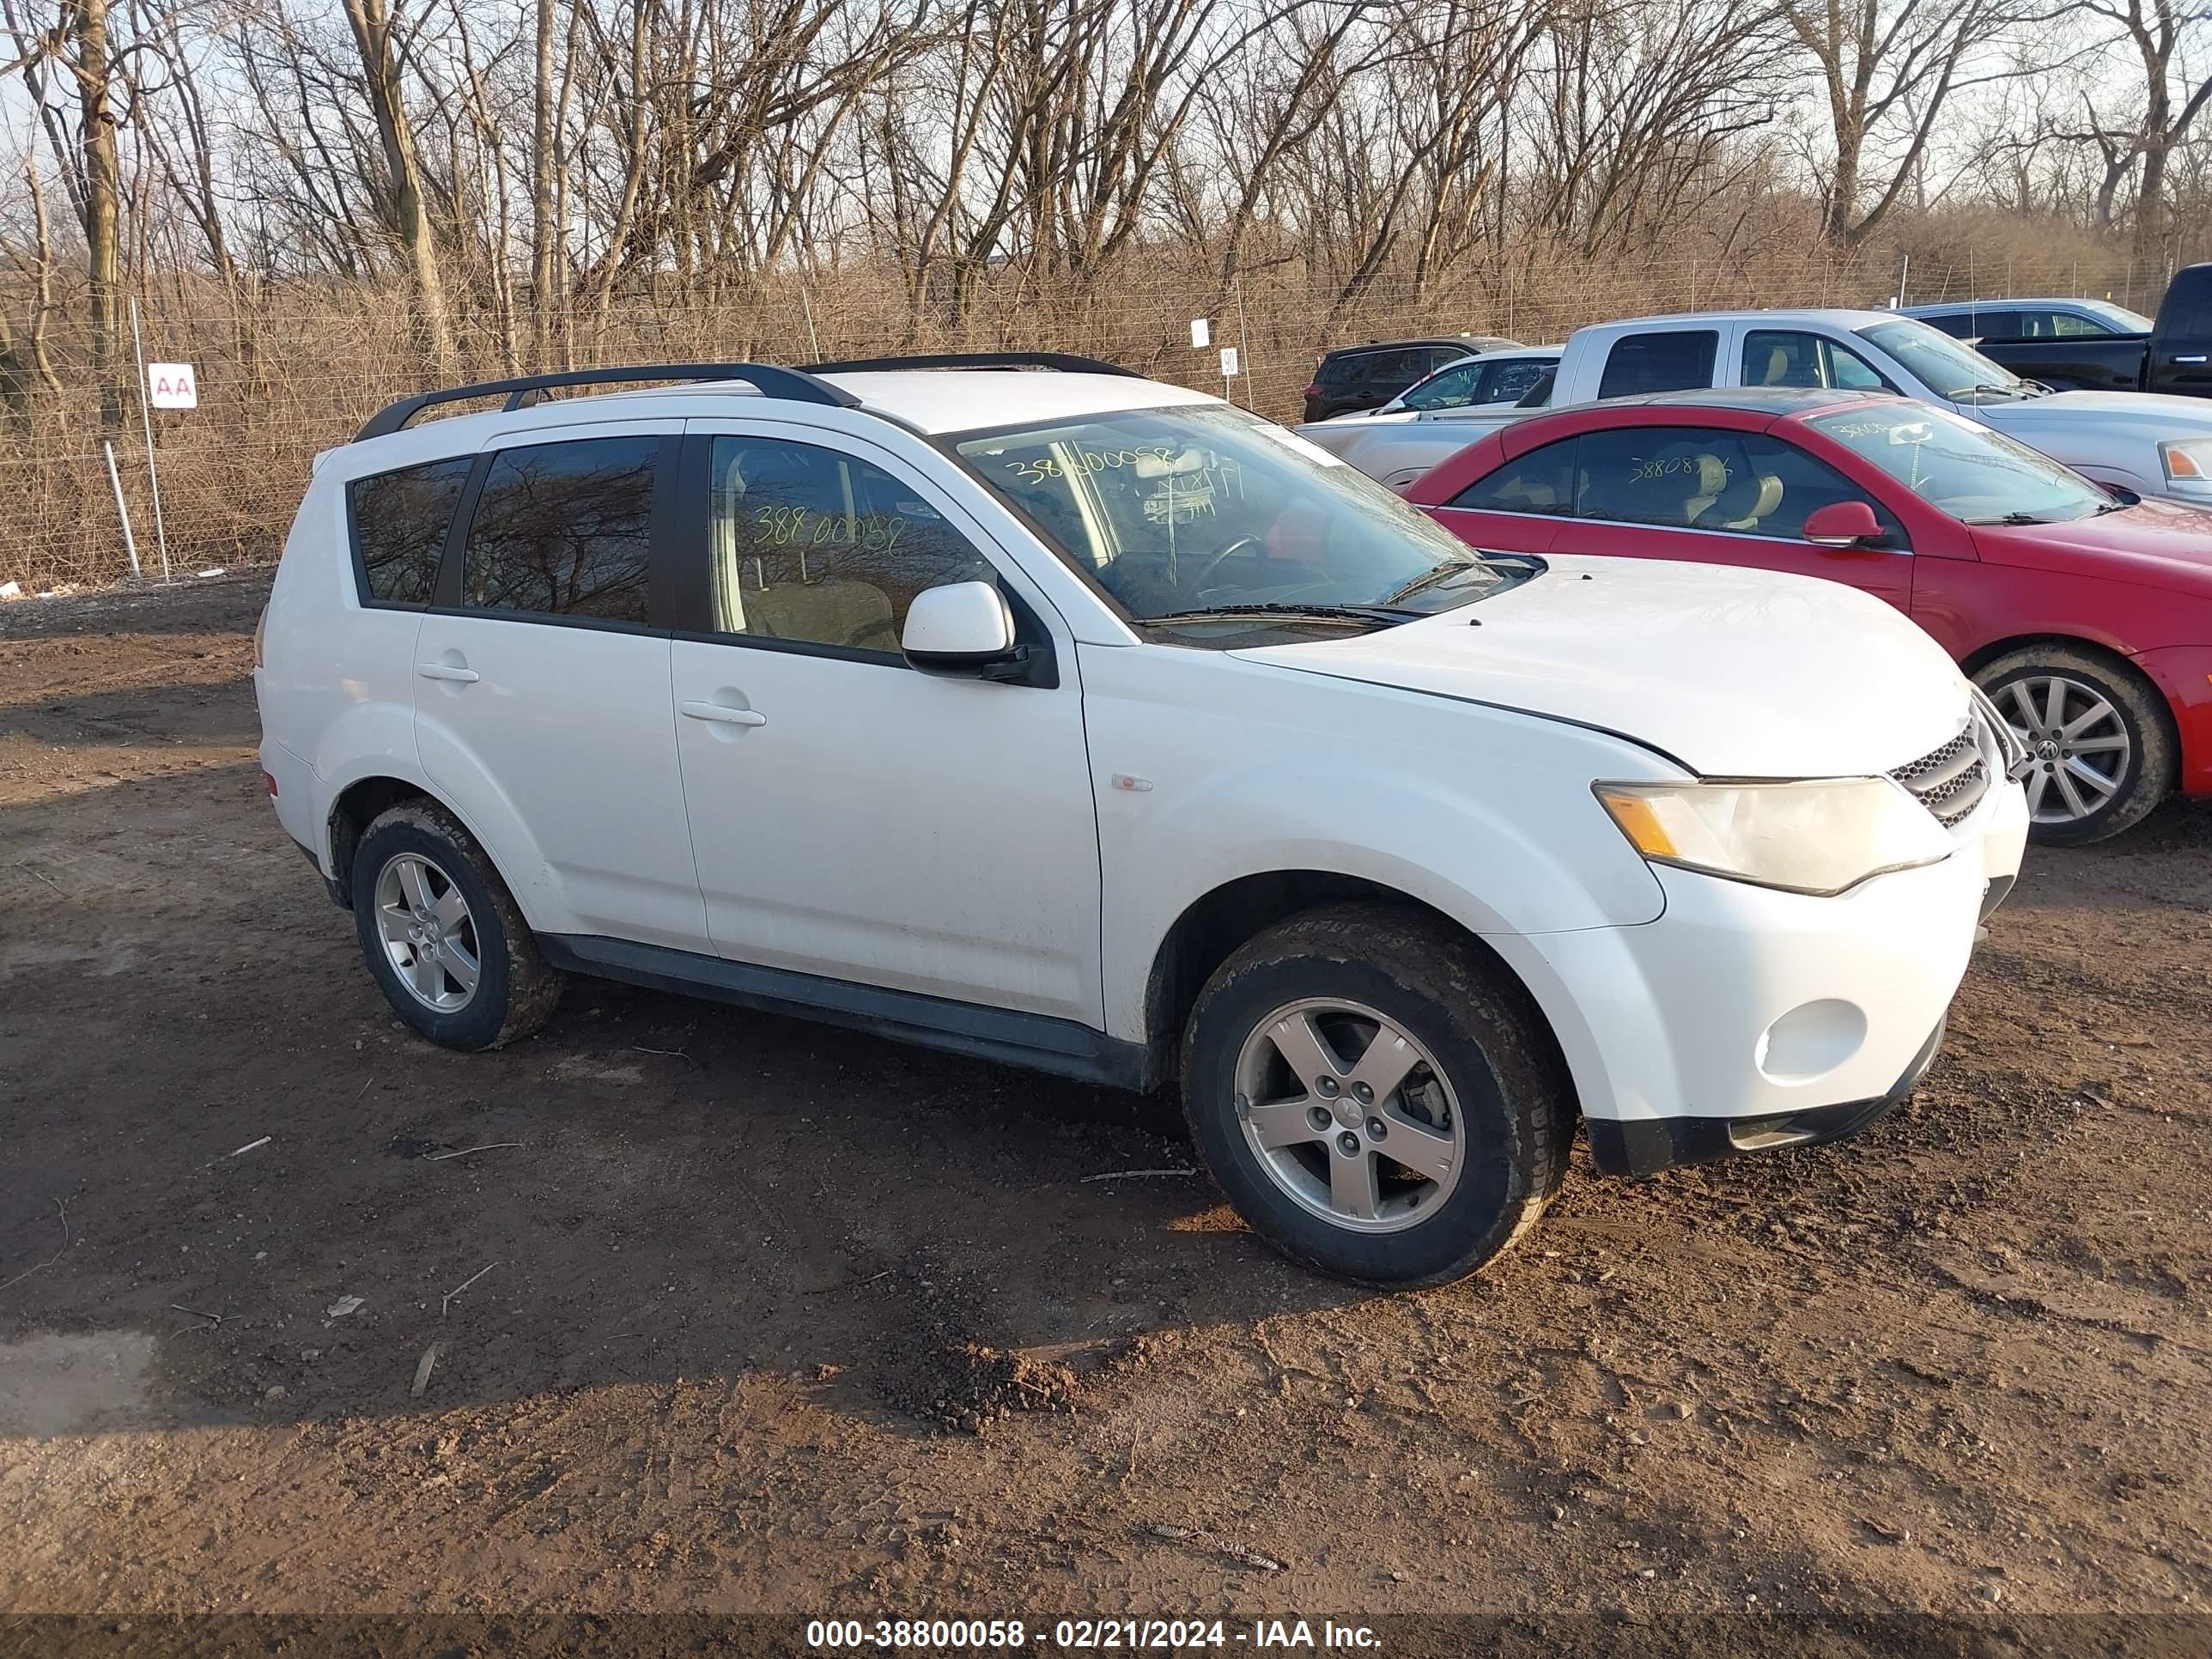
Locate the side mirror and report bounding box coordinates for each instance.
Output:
[902,580,1018,676]
[1802,500,1888,548]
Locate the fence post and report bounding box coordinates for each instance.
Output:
[102,439,142,581]
[128,297,172,582]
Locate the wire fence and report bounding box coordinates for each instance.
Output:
[0,243,2179,594]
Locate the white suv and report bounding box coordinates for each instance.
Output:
[256,354,2030,1286]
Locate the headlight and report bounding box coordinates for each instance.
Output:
[1594,777,1953,896]
[2160,439,2212,483]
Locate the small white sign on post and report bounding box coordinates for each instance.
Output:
[1189,319,1211,349]
[1218,346,1239,378]
[147,362,198,410]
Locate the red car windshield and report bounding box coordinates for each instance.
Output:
[1806,404,2116,526]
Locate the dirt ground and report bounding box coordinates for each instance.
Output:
[3,574,2209,1652]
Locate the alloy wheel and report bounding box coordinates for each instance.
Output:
[1998,675,2132,826]
[373,852,482,1012]
[1232,998,1465,1234]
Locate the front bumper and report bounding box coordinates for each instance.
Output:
[1486,772,2027,1180]
[1585,1014,1945,1177]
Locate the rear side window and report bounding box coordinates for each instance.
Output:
[1597,331,1717,398]
[1481,359,1552,404]
[347,457,471,607]
[460,436,659,625]
[1448,437,1577,515]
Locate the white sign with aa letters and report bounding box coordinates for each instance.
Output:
[1189,319,1211,349]
[147,362,198,410]
[1218,346,1239,378]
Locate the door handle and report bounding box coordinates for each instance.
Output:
[417,662,479,684]
[680,700,768,727]
[2176,355,2209,365]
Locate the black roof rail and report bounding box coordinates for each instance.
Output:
[801,350,1142,379]
[355,362,860,441]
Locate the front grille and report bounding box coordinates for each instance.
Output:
[1891,720,1990,828]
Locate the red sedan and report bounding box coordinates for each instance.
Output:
[1407,387,2212,843]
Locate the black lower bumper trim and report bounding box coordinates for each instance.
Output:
[1586,1013,1948,1179]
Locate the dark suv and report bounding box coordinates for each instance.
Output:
[1305,337,1521,422]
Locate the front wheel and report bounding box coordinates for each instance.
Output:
[1179,903,1571,1287]
[1976,647,2175,845]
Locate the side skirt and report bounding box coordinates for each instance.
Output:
[537,933,1149,1091]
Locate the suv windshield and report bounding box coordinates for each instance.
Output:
[954,404,1504,635]
[1807,403,2116,524]
[1856,319,2032,402]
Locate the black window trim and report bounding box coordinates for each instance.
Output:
[425,428,678,634]
[664,430,1061,686]
[345,453,478,613]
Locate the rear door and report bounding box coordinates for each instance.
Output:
[1540,422,1914,610]
[412,419,709,951]
[2150,267,2212,396]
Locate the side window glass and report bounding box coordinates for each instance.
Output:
[1596,331,1718,398]
[707,437,997,656]
[461,436,658,624]
[1403,366,1480,410]
[1923,313,1977,338]
[1574,427,1747,527]
[349,457,472,607]
[1821,338,1893,391]
[1742,331,1824,388]
[1738,434,1908,544]
[1480,360,1550,404]
[1966,311,2020,340]
[1448,437,1577,515]
[2048,311,2107,337]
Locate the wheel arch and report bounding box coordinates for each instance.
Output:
[1962,633,2179,746]
[1139,870,1577,1115]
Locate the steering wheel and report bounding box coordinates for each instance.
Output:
[1182,534,1266,598]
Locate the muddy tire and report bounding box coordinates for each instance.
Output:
[349,800,564,1050]
[1977,646,2175,846]
[1179,902,1572,1288]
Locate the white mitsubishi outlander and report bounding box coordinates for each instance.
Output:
[256,354,2029,1287]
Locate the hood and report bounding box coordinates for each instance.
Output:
[1973,495,2212,599]
[1978,390,2212,434]
[1235,555,1973,777]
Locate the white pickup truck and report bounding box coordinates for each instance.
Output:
[1298,307,2212,510]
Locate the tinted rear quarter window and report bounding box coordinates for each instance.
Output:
[347,457,472,607]
[461,436,659,625]
[1449,437,1577,514]
[1597,331,1718,398]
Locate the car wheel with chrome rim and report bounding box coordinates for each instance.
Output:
[1181,902,1571,1287]
[1977,646,2176,846]
[349,799,565,1049]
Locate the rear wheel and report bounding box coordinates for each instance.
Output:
[349,801,564,1049]
[1976,646,2175,845]
[1179,903,1571,1287]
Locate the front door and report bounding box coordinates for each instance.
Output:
[666,420,1103,1024]
[412,420,710,951]
[1547,423,1914,611]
